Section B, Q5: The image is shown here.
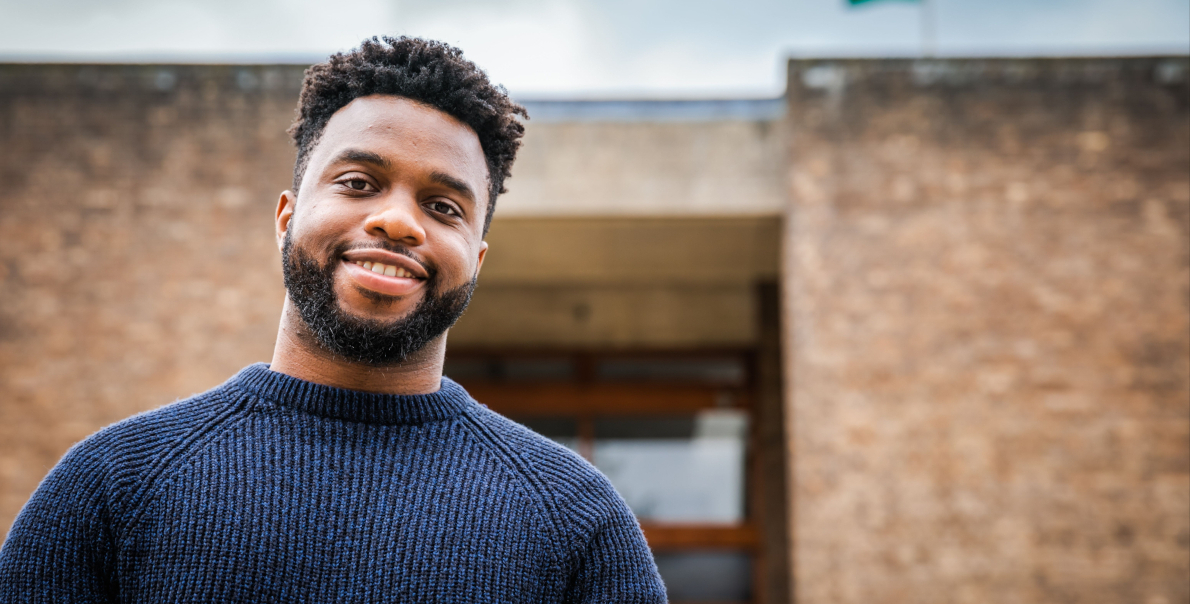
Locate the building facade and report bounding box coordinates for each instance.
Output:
[0,57,1186,603]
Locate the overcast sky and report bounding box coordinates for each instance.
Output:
[1,0,1187,96]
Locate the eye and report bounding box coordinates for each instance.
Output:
[334,174,378,193]
[426,200,460,217]
[344,178,375,192]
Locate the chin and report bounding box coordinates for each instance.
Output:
[339,294,419,322]
[336,272,421,309]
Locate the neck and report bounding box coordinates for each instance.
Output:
[269,298,446,395]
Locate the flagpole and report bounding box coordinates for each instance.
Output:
[920,0,936,57]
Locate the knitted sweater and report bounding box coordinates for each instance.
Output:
[0,364,666,603]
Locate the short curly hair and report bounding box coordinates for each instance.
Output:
[288,36,527,234]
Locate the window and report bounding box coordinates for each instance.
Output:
[446,350,761,603]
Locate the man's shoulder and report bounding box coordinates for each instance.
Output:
[458,402,628,518]
[22,372,251,529]
[86,377,243,453]
[457,401,653,586]
[56,373,250,489]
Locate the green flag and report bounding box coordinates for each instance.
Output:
[848,0,919,5]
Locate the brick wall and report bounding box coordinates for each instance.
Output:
[784,58,1190,603]
[0,65,302,527]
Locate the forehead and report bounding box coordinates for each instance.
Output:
[313,95,488,190]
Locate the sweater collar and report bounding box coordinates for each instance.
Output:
[228,363,471,425]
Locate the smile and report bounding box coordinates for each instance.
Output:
[352,260,418,279]
[341,258,427,297]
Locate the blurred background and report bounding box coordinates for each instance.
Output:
[0,1,1187,603]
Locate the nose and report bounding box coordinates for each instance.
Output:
[363,191,426,246]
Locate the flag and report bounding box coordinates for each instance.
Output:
[848,0,919,5]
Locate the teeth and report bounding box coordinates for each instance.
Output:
[351,259,417,279]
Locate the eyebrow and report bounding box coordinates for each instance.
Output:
[329,149,392,170]
[428,170,476,203]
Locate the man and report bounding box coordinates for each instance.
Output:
[0,37,666,603]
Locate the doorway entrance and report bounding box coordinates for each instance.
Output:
[448,217,787,603]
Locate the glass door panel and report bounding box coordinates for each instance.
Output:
[592,410,748,523]
[655,551,753,602]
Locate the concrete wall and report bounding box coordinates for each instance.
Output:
[784,57,1190,604]
[453,217,780,348]
[497,118,785,217]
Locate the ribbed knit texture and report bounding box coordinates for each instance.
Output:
[0,364,666,603]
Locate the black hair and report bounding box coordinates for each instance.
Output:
[288,36,527,233]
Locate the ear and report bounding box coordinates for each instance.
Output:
[275,190,297,252]
[474,240,489,276]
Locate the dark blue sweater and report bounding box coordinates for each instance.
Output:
[0,364,666,603]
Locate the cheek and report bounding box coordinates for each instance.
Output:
[435,237,482,283]
[293,203,354,251]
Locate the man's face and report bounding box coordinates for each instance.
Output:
[275,95,490,365]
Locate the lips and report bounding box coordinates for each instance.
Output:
[340,248,429,297]
[351,259,416,278]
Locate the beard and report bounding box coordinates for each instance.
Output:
[281,232,476,367]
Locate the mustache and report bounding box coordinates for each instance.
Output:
[331,240,436,280]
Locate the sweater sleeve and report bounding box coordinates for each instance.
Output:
[563,500,667,604]
[459,406,667,602]
[0,440,118,603]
